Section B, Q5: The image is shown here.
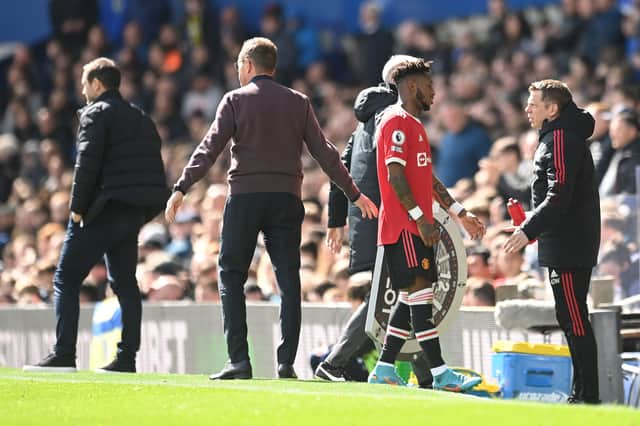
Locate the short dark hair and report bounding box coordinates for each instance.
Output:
[390,59,432,85]
[473,282,496,306]
[528,79,572,110]
[347,282,370,302]
[491,136,521,162]
[614,109,640,131]
[239,37,278,72]
[468,246,490,265]
[83,57,121,90]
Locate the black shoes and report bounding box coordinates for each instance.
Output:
[567,394,601,405]
[23,352,77,373]
[567,395,581,404]
[277,363,298,379]
[96,357,136,373]
[23,352,136,374]
[315,361,346,382]
[209,361,293,379]
[210,360,253,380]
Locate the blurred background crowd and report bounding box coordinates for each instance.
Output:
[0,0,639,311]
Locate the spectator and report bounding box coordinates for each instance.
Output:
[578,0,625,65]
[123,0,172,47]
[79,283,99,304]
[436,100,492,187]
[347,2,394,86]
[195,280,220,303]
[17,285,44,306]
[598,240,640,299]
[585,102,614,184]
[547,0,586,60]
[600,109,640,195]
[287,10,322,73]
[245,282,266,302]
[260,4,298,85]
[165,211,198,260]
[148,274,185,302]
[180,0,219,54]
[493,242,543,299]
[462,281,496,307]
[0,134,20,203]
[49,0,98,55]
[467,246,493,281]
[478,136,531,210]
[180,70,223,122]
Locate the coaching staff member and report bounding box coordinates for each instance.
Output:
[165,37,377,380]
[504,80,600,404]
[24,57,169,373]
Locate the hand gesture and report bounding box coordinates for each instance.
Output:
[353,194,378,219]
[417,217,440,247]
[503,228,529,253]
[458,211,486,240]
[326,227,345,254]
[165,191,184,223]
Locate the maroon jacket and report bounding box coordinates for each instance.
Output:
[175,75,360,200]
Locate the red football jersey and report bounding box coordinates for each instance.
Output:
[376,104,433,245]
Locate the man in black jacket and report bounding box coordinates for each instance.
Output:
[24,58,169,373]
[504,79,601,404]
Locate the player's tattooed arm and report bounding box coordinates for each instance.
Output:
[388,163,417,210]
[388,163,439,246]
[432,173,455,210]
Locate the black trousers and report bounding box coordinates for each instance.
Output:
[548,267,599,401]
[54,201,146,358]
[218,193,304,365]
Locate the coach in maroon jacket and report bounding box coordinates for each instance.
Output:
[165,37,377,380]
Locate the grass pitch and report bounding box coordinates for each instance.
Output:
[0,368,637,426]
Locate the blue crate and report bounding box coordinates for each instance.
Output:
[492,352,572,402]
[622,353,640,408]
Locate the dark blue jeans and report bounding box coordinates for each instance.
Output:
[218,192,304,365]
[54,201,146,359]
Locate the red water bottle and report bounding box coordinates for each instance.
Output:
[506,198,526,226]
[506,198,535,243]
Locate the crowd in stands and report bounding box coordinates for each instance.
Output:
[1,0,639,310]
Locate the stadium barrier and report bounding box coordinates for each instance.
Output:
[0,303,623,402]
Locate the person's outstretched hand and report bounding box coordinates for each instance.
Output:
[165,191,184,223]
[353,194,378,219]
[458,211,486,240]
[326,227,345,254]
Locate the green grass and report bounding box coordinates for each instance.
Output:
[0,368,637,426]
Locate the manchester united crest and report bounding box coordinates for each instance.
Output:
[421,258,430,270]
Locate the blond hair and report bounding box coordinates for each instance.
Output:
[82,57,120,89]
[528,79,572,110]
[238,37,277,72]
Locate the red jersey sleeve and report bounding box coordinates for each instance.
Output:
[381,116,413,168]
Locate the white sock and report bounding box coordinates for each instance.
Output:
[431,364,448,377]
